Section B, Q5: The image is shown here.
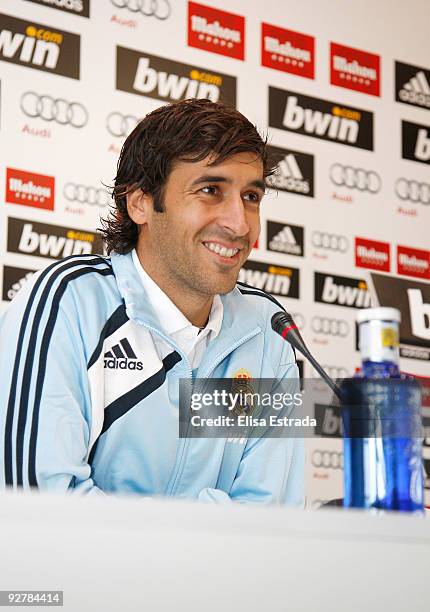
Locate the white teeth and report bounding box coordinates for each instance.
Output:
[204,242,239,258]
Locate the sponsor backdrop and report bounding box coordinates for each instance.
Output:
[0,0,429,506]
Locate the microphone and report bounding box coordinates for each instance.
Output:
[271,311,342,400]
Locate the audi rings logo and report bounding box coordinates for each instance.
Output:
[110,0,171,19]
[330,164,381,193]
[106,112,139,138]
[395,178,430,205]
[312,231,348,253]
[312,450,344,470]
[291,312,305,330]
[311,317,350,337]
[321,365,349,379]
[63,184,110,207]
[20,92,88,128]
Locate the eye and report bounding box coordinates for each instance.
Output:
[200,185,219,196]
[243,191,263,203]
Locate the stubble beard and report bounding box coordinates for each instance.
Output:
[149,213,248,298]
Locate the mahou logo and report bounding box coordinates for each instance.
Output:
[330,42,380,96]
[397,245,430,280]
[116,47,236,106]
[269,88,373,151]
[261,23,314,79]
[355,237,390,272]
[188,2,245,61]
[239,261,299,299]
[6,168,55,211]
[0,13,80,79]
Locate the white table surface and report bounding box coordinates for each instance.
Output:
[0,492,429,611]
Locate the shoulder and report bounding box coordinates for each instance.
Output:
[233,281,297,366]
[29,254,116,305]
[4,254,120,333]
[235,280,286,325]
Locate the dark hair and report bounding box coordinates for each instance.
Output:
[100,98,274,254]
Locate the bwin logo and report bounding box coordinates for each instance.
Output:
[239,269,291,296]
[268,154,310,194]
[408,289,430,341]
[18,223,92,258]
[320,275,371,308]
[283,96,359,143]
[133,57,220,101]
[0,25,62,69]
[104,338,143,371]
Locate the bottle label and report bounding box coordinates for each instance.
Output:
[381,327,399,349]
[359,319,400,364]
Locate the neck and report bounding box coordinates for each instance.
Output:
[136,252,213,328]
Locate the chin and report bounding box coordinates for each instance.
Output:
[213,278,238,296]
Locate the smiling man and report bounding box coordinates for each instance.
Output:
[0,99,304,504]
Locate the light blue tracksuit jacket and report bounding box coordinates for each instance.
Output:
[0,252,304,504]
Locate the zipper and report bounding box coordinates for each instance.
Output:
[132,319,193,496]
[200,328,261,379]
[168,328,261,495]
[134,318,261,496]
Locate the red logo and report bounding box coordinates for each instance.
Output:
[355,237,390,272]
[397,245,430,280]
[6,168,55,211]
[262,23,314,79]
[330,42,380,96]
[188,1,245,60]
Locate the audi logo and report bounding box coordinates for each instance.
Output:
[106,112,139,138]
[110,0,171,19]
[321,365,349,379]
[20,92,88,128]
[311,317,350,337]
[312,231,348,253]
[330,164,381,193]
[312,450,344,470]
[63,183,110,207]
[395,178,430,205]
[291,312,305,330]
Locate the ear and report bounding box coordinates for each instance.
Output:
[126,189,153,225]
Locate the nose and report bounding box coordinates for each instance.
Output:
[218,193,250,237]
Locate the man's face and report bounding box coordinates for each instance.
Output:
[134,152,264,297]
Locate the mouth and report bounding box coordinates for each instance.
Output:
[202,241,243,265]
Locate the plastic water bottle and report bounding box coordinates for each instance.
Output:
[341,307,424,512]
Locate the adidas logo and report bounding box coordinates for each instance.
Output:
[399,71,430,108]
[104,338,143,370]
[267,154,310,194]
[269,226,302,255]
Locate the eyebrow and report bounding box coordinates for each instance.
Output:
[190,174,266,193]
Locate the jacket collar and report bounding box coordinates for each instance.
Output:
[110,252,262,351]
